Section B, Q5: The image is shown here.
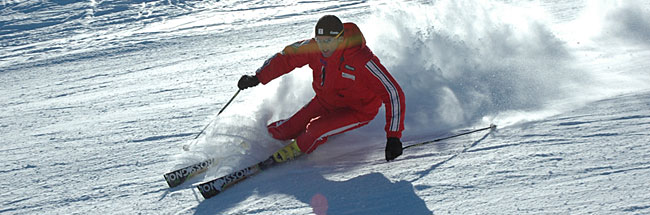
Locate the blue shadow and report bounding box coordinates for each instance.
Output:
[193,170,431,215]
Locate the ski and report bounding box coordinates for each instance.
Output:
[196,156,278,199]
[164,158,218,188]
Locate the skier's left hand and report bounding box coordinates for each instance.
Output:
[385,137,403,161]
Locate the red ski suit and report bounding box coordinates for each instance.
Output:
[256,23,405,154]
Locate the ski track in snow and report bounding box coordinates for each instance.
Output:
[2,0,650,214]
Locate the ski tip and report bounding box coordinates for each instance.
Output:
[489,124,497,130]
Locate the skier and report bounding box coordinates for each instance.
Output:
[237,15,406,162]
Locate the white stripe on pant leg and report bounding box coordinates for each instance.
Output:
[305,121,370,153]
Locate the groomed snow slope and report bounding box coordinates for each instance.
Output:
[1,0,649,214]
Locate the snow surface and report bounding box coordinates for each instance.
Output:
[1,0,650,214]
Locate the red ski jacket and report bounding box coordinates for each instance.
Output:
[256,23,405,138]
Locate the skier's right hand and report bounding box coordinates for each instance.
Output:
[238,75,260,90]
[385,137,403,161]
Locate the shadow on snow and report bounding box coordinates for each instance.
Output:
[193,165,431,215]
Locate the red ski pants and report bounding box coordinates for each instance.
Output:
[267,97,378,154]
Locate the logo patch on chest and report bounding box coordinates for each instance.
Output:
[341,72,356,80]
[344,65,355,71]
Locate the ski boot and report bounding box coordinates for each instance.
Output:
[259,140,303,170]
[272,140,302,163]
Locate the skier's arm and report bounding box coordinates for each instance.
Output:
[255,40,319,84]
[362,57,406,139]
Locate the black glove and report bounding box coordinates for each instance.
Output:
[237,75,260,90]
[385,137,403,161]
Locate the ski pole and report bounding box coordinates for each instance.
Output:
[183,89,241,151]
[402,124,496,150]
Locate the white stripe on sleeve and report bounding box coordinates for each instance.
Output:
[365,60,400,132]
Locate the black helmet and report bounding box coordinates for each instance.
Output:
[315,15,343,37]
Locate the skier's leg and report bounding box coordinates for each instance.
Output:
[296,108,377,154]
[267,97,328,140]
